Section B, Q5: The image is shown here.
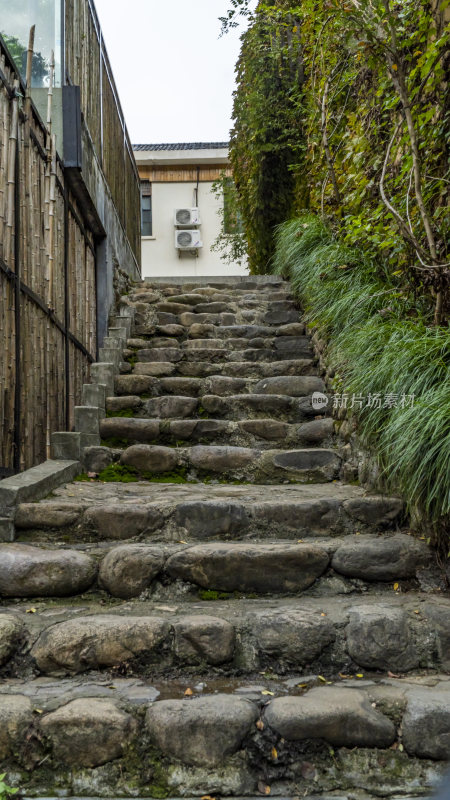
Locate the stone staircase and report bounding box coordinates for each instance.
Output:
[0,276,449,798]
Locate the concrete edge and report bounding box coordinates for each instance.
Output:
[0,459,81,506]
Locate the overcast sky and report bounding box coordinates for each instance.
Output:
[93,0,252,145]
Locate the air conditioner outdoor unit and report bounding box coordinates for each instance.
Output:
[175,229,203,249]
[174,208,201,226]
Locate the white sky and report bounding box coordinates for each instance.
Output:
[93,0,251,145]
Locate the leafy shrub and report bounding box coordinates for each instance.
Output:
[0,775,18,800]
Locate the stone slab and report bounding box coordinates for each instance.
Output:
[0,460,81,507]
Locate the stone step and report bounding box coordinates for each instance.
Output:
[110,373,324,402]
[127,335,312,357]
[131,344,314,365]
[100,416,334,449]
[0,672,447,795]
[143,275,287,289]
[127,324,306,348]
[110,392,327,425]
[112,443,341,483]
[158,334,309,352]
[0,532,432,603]
[0,586,448,676]
[153,296,300,314]
[153,306,302,329]
[14,481,405,541]
[116,358,319,382]
[132,290,293,306]
[186,322,306,339]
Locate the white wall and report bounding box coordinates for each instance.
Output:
[141,181,248,278]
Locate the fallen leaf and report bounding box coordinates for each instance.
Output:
[318,675,327,682]
[256,719,265,731]
[320,613,327,617]
[33,708,43,714]
[26,608,37,614]
[178,540,188,544]
[339,673,351,679]
[258,782,271,796]
[398,743,404,751]
[271,746,278,760]
[297,539,304,543]
[356,673,364,678]
[414,609,420,614]
[201,795,216,800]
[261,690,275,696]
[393,582,400,591]
[297,683,308,688]
[388,671,401,678]
[184,688,193,696]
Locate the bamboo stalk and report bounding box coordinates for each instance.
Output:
[4,79,20,265]
[48,134,57,308]
[24,26,35,287]
[44,51,55,304]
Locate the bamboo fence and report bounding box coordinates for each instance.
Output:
[0,33,97,475]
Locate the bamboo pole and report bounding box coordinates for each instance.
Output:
[24,26,35,287]
[44,51,54,305]
[4,79,20,265]
[48,133,57,310]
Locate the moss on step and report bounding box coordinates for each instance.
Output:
[198,589,258,600]
[75,464,140,482]
[101,437,129,448]
[140,467,191,484]
[105,408,135,418]
[198,589,233,601]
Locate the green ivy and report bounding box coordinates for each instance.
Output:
[228,0,449,319]
[230,4,304,272]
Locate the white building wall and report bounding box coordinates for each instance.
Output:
[141,181,248,278]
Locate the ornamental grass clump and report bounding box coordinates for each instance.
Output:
[272,215,450,543]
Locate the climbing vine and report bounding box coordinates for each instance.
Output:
[228,0,449,321]
[210,173,248,266]
[230,4,304,272]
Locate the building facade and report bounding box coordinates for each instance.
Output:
[133,143,248,278]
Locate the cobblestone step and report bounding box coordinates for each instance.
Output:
[0,592,448,677]
[108,392,327,424]
[2,276,447,799]
[112,374,324,400]
[117,358,319,382]
[99,416,334,449]
[0,672,447,795]
[14,481,405,541]
[111,443,342,483]
[0,532,433,602]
